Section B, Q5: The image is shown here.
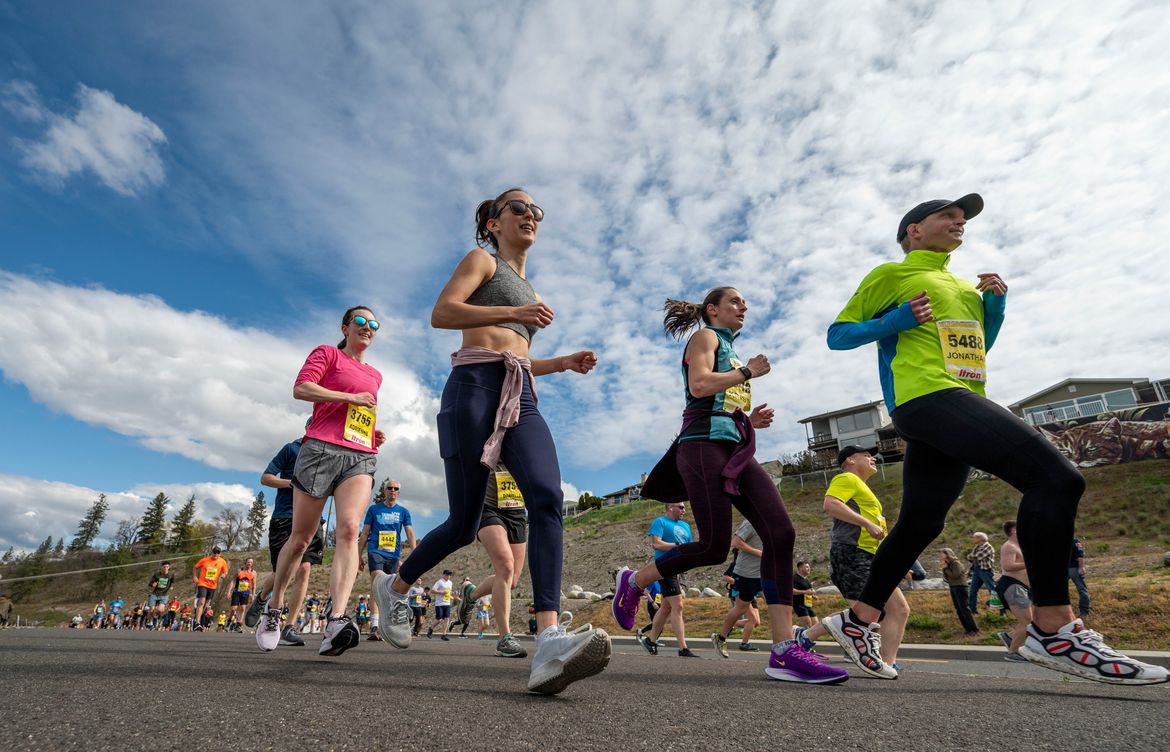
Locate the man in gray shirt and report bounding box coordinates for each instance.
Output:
[710,519,765,658]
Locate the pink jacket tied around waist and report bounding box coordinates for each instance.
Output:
[449,346,537,468]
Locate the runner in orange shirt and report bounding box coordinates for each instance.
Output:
[192,546,230,631]
[230,558,257,632]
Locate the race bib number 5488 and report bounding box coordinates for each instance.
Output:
[936,319,986,382]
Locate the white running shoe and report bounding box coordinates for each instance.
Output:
[255,603,282,652]
[527,612,611,695]
[823,609,897,680]
[372,572,412,649]
[1019,619,1170,685]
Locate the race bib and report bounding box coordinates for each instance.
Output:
[495,471,525,509]
[803,594,813,607]
[378,531,397,551]
[654,594,662,606]
[723,357,752,413]
[936,320,986,382]
[204,566,218,581]
[237,579,250,592]
[344,404,377,449]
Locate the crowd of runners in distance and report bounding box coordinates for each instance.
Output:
[66,188,1169,693]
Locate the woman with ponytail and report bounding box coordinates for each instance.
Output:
[611,287,848,684]
[255,305,386,657]
[372,187,611,695]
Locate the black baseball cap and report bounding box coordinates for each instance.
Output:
[211,546,221,553]
[837,445,878,466]
[896,193,983,242]
[442,569,453,575]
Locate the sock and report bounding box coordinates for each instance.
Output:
[1032,624,1058,637]
[847,608,869,626]
[772,639,794,652]
[371,615,379,628]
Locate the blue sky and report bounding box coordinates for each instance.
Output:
[2,1,1169,552]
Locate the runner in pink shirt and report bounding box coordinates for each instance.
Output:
[256,305,386,658]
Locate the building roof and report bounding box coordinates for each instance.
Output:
[1007,378,1146,410]
[798,400,884,424]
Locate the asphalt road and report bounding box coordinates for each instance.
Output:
[1,628,1166,751]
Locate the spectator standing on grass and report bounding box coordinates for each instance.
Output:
[940,548,979,635]
[966,532,997,614]
[1068,536,1090,618]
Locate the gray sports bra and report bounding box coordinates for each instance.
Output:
[464,255,539,342]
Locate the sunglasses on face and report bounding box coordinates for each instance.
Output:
[387,486,400,491]
[350,315,380,330]
[492,200,544,222]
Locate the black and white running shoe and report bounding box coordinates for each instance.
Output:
[1019,619,1170,685]
[319,616,360,657]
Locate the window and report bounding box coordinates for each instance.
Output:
[1104,389,1137,408]
[836,411,874,433]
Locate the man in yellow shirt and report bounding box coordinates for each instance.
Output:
[795,446,908,678]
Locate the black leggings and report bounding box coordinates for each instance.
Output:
[657,440,796,605]
[859,388,1084,610]
[398,363,564,612]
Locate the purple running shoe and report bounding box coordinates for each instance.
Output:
[611,567,643,631]
[765,641,849,684]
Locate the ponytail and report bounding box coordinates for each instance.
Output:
[662,286,737,339]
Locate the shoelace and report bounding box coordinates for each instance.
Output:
[558,610,595,636]
[263,609,281,632]
[389,600,411,625]
[1075,628,1122,657]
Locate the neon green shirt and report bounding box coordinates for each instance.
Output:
[828,250,1006,410]
[826,472,887,555]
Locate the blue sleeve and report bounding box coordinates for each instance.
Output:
[402,508,412,526]
[982,291,1006,351]
[265,443,294,476]
[827,302,919,350]
[362,506,375,528]
[648,518,664,539]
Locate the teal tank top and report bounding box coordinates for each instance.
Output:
[678,326,752,443]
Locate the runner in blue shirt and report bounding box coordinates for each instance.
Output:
[358,478,415,640]
[636,504,697,657]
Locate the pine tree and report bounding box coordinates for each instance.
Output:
[52,537,65,559]
[1,546,13,564]
[68,494,109,553]
[168,494,198,552]
[11,537,54,602]
[136,492,170,552]
[245,491,268,549]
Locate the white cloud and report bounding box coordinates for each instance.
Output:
[0,473,254,553]
[134,1,1170,474]
[7,82,167,196]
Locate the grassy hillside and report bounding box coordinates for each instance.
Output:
[6,460,1169,647]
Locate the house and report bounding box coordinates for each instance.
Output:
[797,400,904,470]
[1008,377,1170,426]
[601,474,648,506]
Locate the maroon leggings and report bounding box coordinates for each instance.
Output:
[656,439,796,605]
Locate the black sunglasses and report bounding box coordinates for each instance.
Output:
[491,199,544,223]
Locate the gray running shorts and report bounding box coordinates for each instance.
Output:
[1003,582,1033,610]
[292,438,376,498]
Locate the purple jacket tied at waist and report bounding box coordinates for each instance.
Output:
[449,346,536,468]
[641,408,756,502]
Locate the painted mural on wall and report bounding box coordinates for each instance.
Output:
[1036,402,1170,468]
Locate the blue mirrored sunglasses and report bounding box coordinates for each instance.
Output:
[351,315,380,330]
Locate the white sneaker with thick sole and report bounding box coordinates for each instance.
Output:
[372,572,412,649]
[319,615,360,657]
[823,609,897,680]
[527,612,611,695]
[1019,619,1170,685]
[255,603,282,652]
